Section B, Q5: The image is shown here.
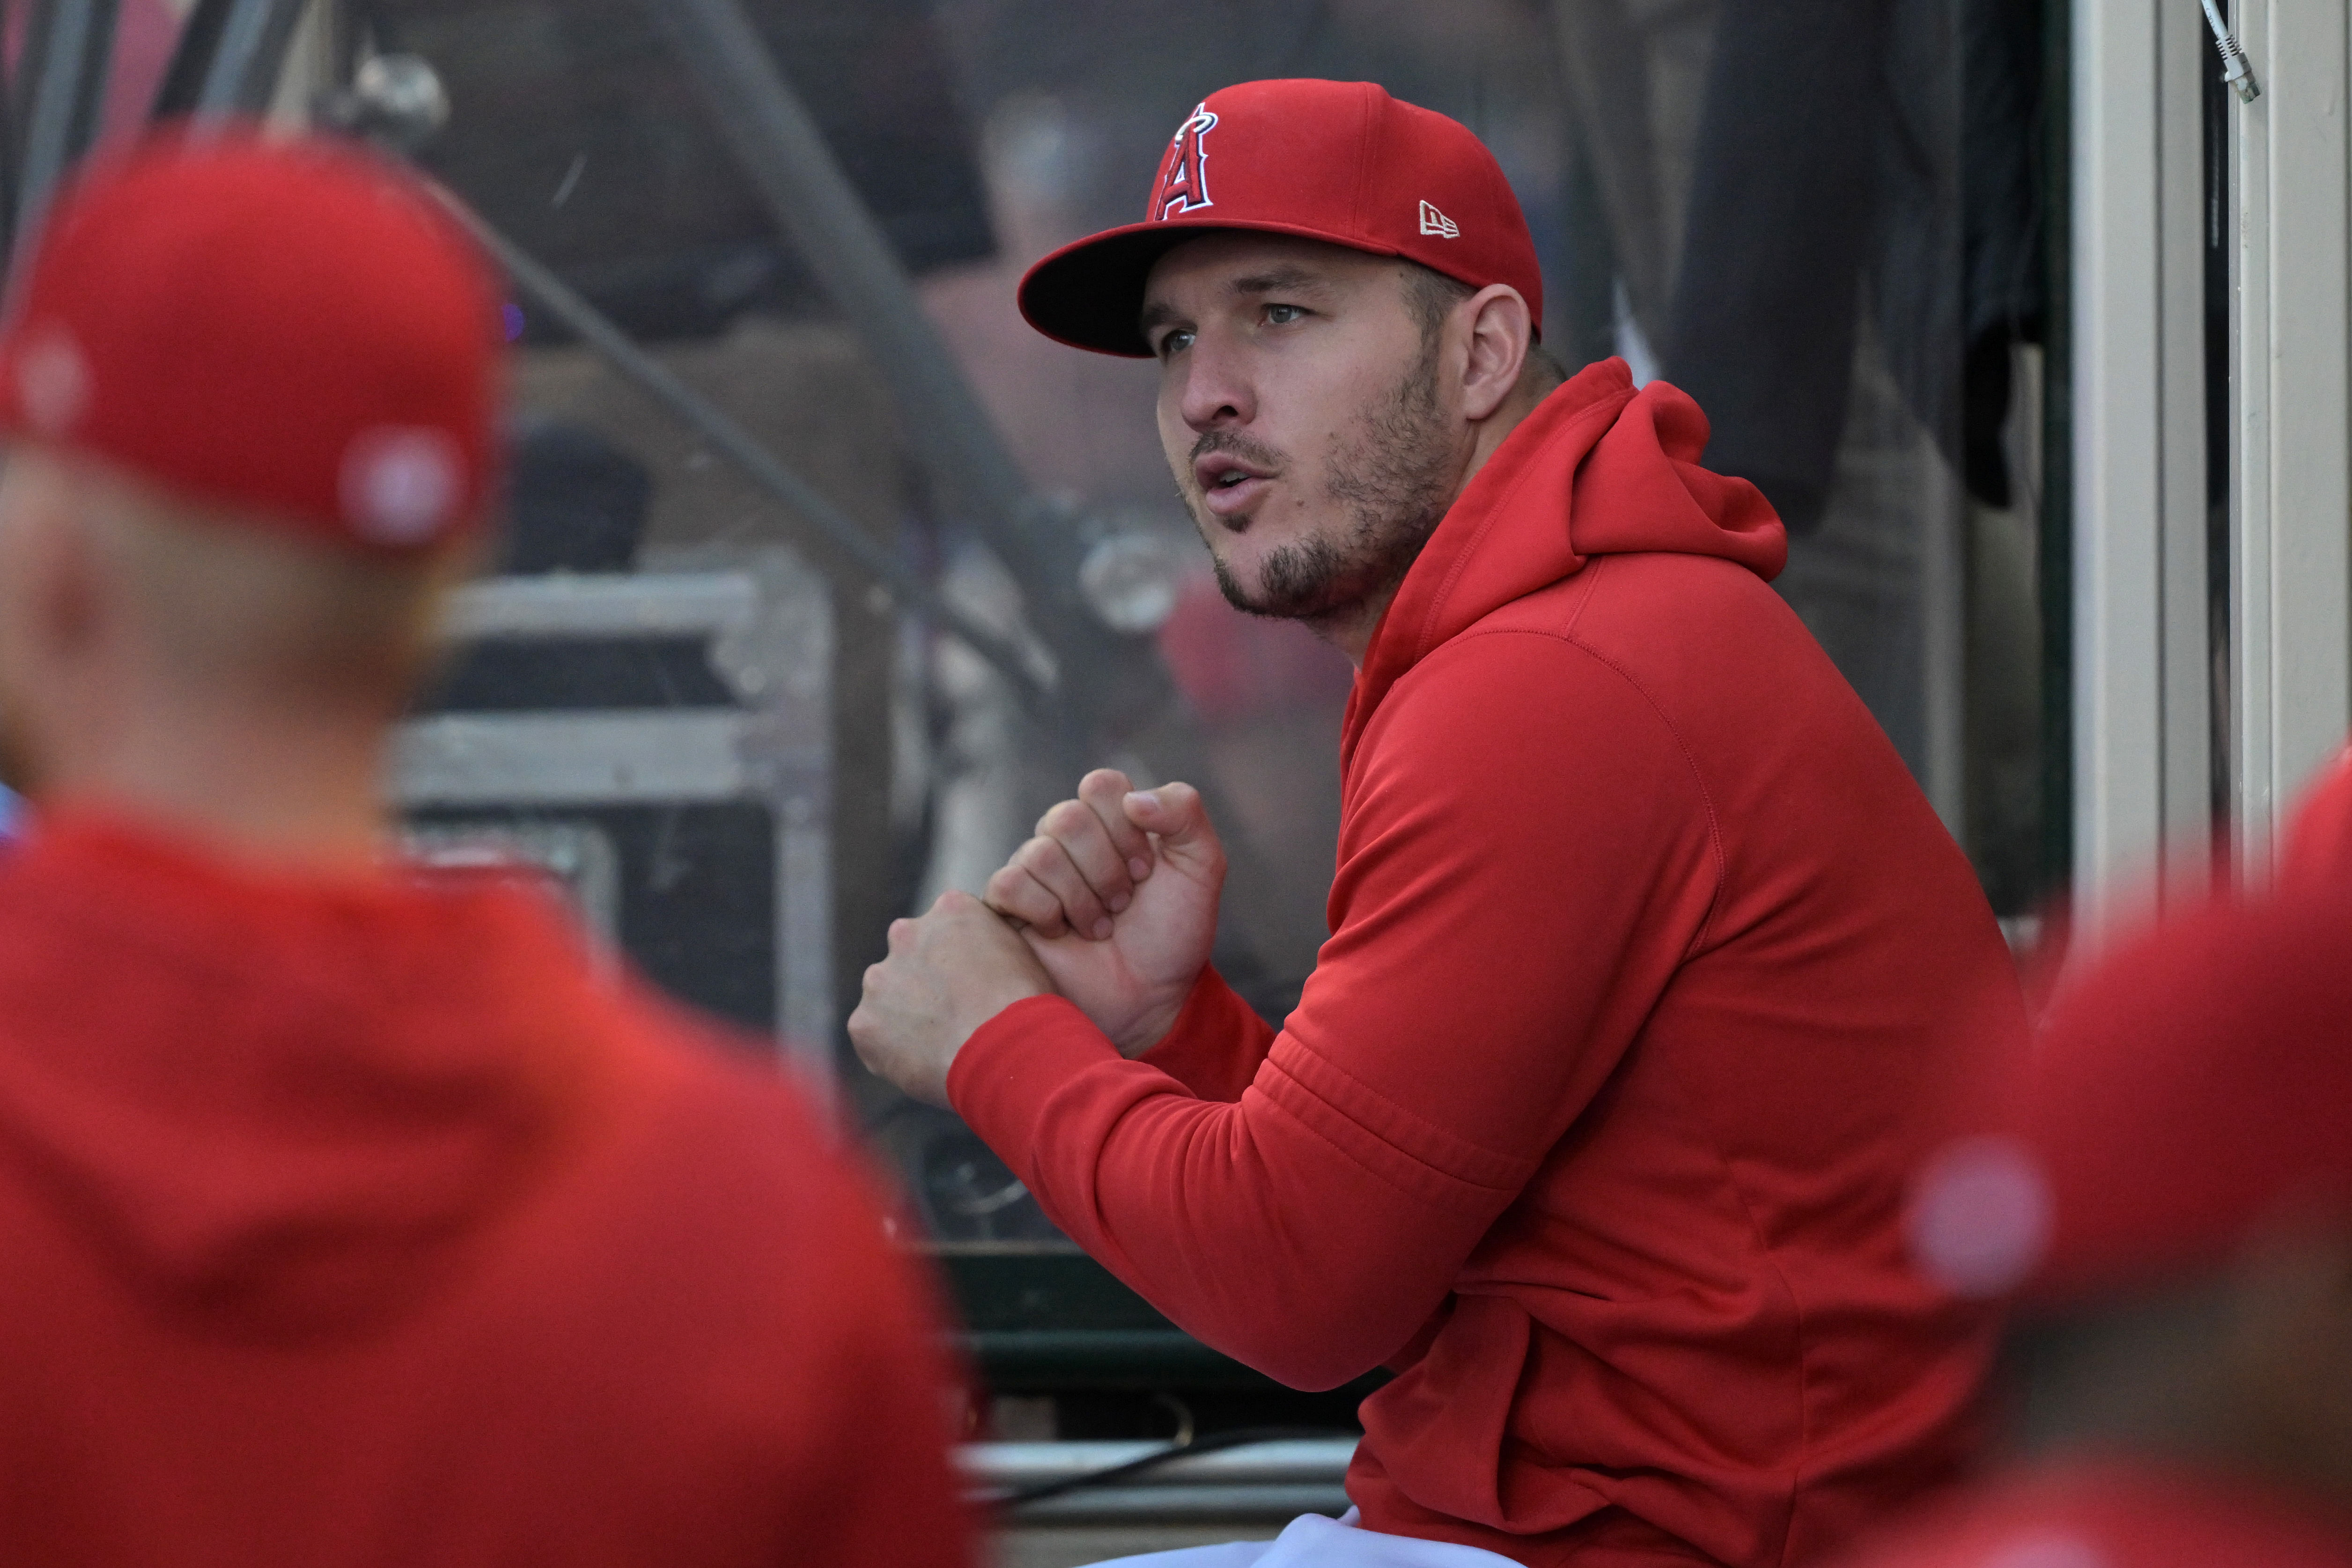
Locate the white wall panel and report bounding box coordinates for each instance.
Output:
[2232,0,2352,874]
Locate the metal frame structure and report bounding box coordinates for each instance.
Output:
[397,567,837,1083]
[10,0,123,259]
[2227,0,2352,877]
[2068,0,2216,927]
[2069,0,2352,920]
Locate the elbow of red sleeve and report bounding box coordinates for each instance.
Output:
[1172,1275,1440,1393]
[1216,1325,1418,1393]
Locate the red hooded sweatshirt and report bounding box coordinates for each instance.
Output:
[0,811,972,1568]
[950,361,2026,1567]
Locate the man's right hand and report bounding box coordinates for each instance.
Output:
[983,769,1224,1057]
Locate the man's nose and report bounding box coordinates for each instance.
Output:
[1174,333,1255,432]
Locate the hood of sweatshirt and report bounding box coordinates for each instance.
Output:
[0,811,614,1335]
[1344,357,1785,766]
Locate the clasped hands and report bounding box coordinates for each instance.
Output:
[848,769,1225,1106]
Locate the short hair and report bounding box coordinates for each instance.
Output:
[84,461,465,715]
[1401,262,1476,342]
[1399,261,1565,393]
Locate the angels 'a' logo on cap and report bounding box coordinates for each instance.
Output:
[1154,102,1218,220]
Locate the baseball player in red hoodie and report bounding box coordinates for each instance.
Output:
[853,80,2026,1567]
[0,133,970,1567]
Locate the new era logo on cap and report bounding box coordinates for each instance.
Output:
[1418,200,1459,239]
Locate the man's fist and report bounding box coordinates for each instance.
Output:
[987,769,1161,940]
[985,771,1224,1056]
[849,891,1052,1106]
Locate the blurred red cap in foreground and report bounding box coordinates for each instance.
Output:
[0,127,503,552]
[1908,886,2352,1309]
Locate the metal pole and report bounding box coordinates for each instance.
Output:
[640,0,1071,614]
[0,0,22,265]
[12,0,120,259]
[445,198,1054,710]
[192,0,308,118]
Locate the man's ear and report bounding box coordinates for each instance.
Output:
[0,455,108,723]
[1458,285,1534,422]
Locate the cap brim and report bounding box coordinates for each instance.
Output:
[1017,218,1405,358]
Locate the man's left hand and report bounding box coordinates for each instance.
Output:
[849,891,1054,1106]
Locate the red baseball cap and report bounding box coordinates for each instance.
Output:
[1018,79,1543,358]
[0,127,503,552]
[1906,888,2352,1310]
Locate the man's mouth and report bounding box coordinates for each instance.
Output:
[1194,455,1275,522]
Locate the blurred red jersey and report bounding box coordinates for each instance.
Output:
[0,810,972,1568]
[2284,743,2352,885]
[1830,1459,2352,1568]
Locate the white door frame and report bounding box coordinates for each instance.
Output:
[2229,0,2352,878]
[2071,0,2214,928]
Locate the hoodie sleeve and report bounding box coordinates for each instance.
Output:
[949,633,1722,1390]
[1135,966,1279,1103]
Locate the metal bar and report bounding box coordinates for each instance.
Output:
[639,0,1069,615]
[191,0,306,117]
[393,712,811,807]
[442,573,762,642]
[441,197,1053,708]
[12,0,120,257]
[0,1,20,264]
[149,0,235,118]
[986,1484,1350,1524]
[964,1440,1357,1490]
[963,1439,1355,1524]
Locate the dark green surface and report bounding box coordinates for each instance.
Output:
[941,1249,1385,1400]
[943,1249,1179,1335]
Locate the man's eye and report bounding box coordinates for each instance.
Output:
[1265,304,1305,326]
[1157,329,1194,359]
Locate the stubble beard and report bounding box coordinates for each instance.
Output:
[1196,335,1459,627]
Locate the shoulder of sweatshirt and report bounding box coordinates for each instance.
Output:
[529,981,947,1357]
[517,991,975,1566]
[595,986,903,1247]
[1336,570,1728,943]
[1375,551,1892,787]
[1352,552,1779,788]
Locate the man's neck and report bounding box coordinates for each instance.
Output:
[1319,373,1557,665]
[45,702,396,874]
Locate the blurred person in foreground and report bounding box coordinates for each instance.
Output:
[1866,886,2352,1568]
[2283,741,2352,884]
[854,80,2025,1567]
[0,133,968,1567]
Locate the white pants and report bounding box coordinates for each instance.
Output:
[1088,1509,1522,1568]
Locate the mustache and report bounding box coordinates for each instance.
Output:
[1187,429,1287,479]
